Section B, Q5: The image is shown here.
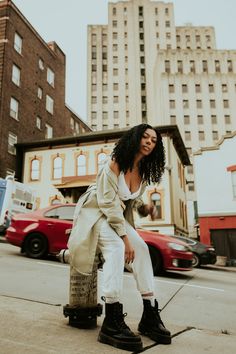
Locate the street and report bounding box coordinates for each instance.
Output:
[0,242,236,354]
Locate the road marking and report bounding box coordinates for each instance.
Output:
[122,273,225,292]
[154,278,224,292]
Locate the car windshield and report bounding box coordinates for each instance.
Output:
[44,206,75,221]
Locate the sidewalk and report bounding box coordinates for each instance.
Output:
[0,295,235,354]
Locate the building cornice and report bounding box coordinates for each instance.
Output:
[193,131,236,156]
[16,125,190,166]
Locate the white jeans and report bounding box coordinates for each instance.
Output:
[97,219,154,303]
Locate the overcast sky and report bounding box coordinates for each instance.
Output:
[13,0,236,121]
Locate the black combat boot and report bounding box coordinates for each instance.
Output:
[98,302,143,351]
[138,299,171,344]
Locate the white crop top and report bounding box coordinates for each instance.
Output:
[117,172,142,201]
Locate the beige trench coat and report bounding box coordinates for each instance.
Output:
[68,160,146,275]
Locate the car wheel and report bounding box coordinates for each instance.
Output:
[148,245,163,275]
[24,233,48,259]
[192,253,201,268]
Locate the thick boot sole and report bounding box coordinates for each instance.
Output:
[98,331,143,351]
[138,323,172,344]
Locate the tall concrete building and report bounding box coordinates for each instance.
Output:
[87,0,236,236]
[0,0,91,179]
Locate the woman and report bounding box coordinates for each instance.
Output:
[68,124,171,351]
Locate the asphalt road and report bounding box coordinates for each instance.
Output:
[0,242,236,354]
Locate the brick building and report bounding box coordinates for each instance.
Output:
[0,0,91,178]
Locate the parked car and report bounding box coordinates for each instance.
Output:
[6,204,193,274]
[171,235,216,268]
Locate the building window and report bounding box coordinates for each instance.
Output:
[185,131,191,141]
[10,97,19,120]
[8,132,17,155]
[195,84,201,93]
[30,159,40,181]
[37,87,43,99]
[196,100,202,109]
[177,60,183,73]
[113,56,118,64]
[165,60,170,73]
[183,100,189,109]
[112,20,117,27]
[12,64,21,86]
[231,171,236,198]
[184,115,190,124]
[113,96,119,103]
[47,68,55,87]
[91,111,96,119]
[76,154,86,176]
[150,191,162,219]
[53,156,62,179]
[212,131,219,141]
[170,115,176,124]
[227,60,233,72]
[97,152,107,172]
[224,115,231,124]
[190,60,195,73]
[223,100,229,108]
[215,60,220,72]
[198,131,205,141]
[169,100,175,109]
[210,100,216,109]
[202,60,208,72]
[222,84,228,92]
[38,58,44,70]
[103,111,108,119]
[113,83,118,90]
[91,96,97,104]
[112,7,116,15]
[166,20,170,27]
[209,84,214,93]
[187,165,193,174]
[45,124,53,139]
[14,32,22,54]
[182,84,188,93]
[46,95,54,114]
[211,115,217,124]
[36,116,42,130]
[102,96,108,104]
[169,84,174,93]
[197,115,204,124]
[92,84,97,91]
[114,111,119,119]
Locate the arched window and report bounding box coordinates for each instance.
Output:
[51,196,61,205]
[150,191,162,219]
[77,154,86,176]
[97,152,107,172]
[53,156,62,179]
[31,159,39,180]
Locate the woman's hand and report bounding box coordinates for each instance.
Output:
[122,235,135,263]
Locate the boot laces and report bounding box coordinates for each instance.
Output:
[115,309,129,330]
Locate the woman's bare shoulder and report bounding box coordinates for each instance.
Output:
[109,159,120,176]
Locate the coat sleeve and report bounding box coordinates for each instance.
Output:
[96,166,126,237]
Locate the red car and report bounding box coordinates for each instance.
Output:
[6,204,193,274]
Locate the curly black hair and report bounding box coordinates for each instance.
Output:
[111,124,165,184]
